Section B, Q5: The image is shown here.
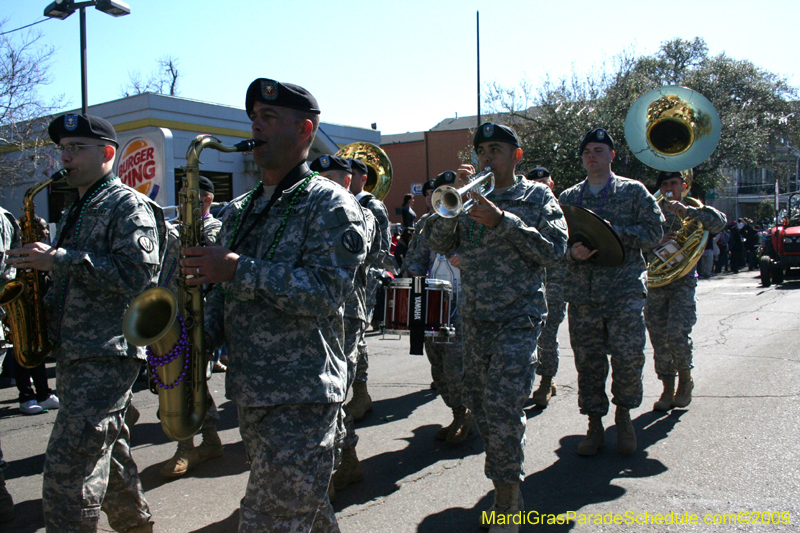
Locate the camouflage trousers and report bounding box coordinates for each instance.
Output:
[425,311,465,409]
[537,281,566,377]
[340,317,365,453]
[237,403,340,533]
[43,357,151,533]
[353,307,372,383]
[462,316,540,483]
[568,294,647,417]
[645,279,697,379]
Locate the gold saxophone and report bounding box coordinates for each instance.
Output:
[0,169,68,368]
[123,135,259,441]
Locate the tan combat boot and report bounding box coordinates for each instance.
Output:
[346,382,373,421]
[331,447,364,491]
[434,411,455,441]
[653,377,676,411]
[196,426,224,462]
[0,472,14,523]
[480,483,523,532]
[673,370,694,408]
[577,415,605,456]
[615,407,637,455]
[531,375,556,408]
[159,439,200,478]
[447,405,473,444]
[123,522,154,533]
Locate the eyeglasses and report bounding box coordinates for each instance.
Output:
[54,143,108,154]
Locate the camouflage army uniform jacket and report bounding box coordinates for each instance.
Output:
[404,212,434,275]
[205,168,368,407]
[356,192,391,306]
[424,178,568,323]
[652,200,727,288]
[345,205,380,323]
[47,174,166,361]
[0,207,21,335]
[559,174,664,304]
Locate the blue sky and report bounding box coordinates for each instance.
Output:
[3,0,799,135]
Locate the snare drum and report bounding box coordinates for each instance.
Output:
[383,277,452,336]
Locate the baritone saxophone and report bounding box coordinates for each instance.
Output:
[0,169,68,368]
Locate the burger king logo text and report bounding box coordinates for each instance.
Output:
[118,138,160,200]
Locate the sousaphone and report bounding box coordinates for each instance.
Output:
[335,142,393,201]
[624,86,721,287]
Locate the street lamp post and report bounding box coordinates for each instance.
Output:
[43,0,131,115]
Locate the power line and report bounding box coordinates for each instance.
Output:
[0,18,49,37]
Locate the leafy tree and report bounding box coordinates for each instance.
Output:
[485,38,800,198]
[120,56,180,97]
[0,20,63,189]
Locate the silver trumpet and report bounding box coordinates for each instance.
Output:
[431,167,495,218]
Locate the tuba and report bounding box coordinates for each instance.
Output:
[0,169,68,368]
[335,142,393,201]
[624,86,720,287]
[123,135,259,441]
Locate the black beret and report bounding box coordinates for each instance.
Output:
[434,171,457,189]
[579,128,614,154]
[198,176,215,194]
[421,179,436,195]
[349,158,368,176]
[245,78,320,117]
[310,154,352,174]
[48,113,118,147]
[655,171,684,188]
[473,122,520,149]
[527,167,551,180]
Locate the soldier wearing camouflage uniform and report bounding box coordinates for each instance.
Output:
[526,167,567,408]
[646,171,726,411]
[7,114,165,533]
[346,157,391,421]
[425,123,568,533]
[405,173,472,444]
[559,128,664,457]
[183,79,367,533]
[0,205,21,523]
[157,175,225,478]
[310,154,381,498]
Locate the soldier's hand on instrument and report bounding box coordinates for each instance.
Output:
[180,243,239,285]
[456,164,475,186]
[447,253,461,268]
[660,231,678,245]
[469,194,503,227]
[5,242,56,271]
[569,242,598,261]
[663,199,688,216]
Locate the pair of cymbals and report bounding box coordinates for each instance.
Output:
[561,205,625,267]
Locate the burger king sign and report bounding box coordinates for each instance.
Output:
[116,135,165,204]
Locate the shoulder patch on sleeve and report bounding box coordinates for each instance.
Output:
[341,229,364,254]
[138,236,155,253]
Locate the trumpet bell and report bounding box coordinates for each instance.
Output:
[431,170,494,219]
[624,86,720,172]
[335,142,393,201]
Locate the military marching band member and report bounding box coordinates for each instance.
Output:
[559,128,664,457]
[425,123,568,533]
[526,167,566,408]
[346,157,391,420]
[6,114,165,533]
[181,79,367,533]
[0,205,21,523]
[405,172,472,444]
[157,175,225,478]
[310,154,380,498]
[646,171,726,411]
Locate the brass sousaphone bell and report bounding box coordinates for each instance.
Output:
[335,142,393,201]
[624,86,721,287]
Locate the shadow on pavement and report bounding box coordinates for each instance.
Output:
[2,498,44,532]
[354,388,439,430]
[417,410,684,532]
[189,509,240,533]
[333,423,484,511]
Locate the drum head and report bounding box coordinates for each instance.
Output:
[561,205,625,267]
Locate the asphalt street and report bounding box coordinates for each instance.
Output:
[1,268,798,532]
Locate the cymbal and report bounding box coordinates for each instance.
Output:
[561,205,626,267]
